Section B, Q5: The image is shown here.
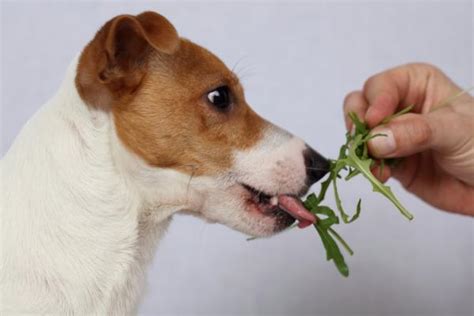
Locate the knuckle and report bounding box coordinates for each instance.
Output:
[410,62,438,71]
[405,62,442,76]
[414,118,432,146]
[401,115,432,147]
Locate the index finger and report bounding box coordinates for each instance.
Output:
[363,63,429,128]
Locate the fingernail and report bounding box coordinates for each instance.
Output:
[370,128,396,156]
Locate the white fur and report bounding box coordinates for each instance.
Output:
[0,57,308,314]
[233,125,308,196]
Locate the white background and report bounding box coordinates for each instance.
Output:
[1,1,472,316]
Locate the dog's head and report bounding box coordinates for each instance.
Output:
[76,12,329,237]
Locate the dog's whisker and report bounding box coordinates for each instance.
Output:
[235,66,255,79]
[183,164,198,200]
[231,55,248,74]
[232,59,256,83]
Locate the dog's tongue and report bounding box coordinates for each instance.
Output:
[278,195,316,229]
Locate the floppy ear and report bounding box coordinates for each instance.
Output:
[76,11,179,109]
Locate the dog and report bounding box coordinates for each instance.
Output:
[0,11,329,314]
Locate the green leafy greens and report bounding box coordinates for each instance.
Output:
[246,108,417,276]
[302,109,414,277]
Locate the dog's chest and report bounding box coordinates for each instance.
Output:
[104,212,170,314]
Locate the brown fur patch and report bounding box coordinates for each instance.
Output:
[113,39,266,175]
[76,11,179,109]
[76,12,267,176]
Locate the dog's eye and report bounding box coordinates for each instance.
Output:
[207,86,231,110]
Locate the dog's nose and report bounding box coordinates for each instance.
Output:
[303,145,330,186]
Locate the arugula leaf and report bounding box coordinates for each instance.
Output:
[315,224,349,277]
[304,195,352,277]
[342,135,413,220]
[300,108,414,277]
[304,192,320,209]
[249,107,416,277]
[332,175,361,224]
[316,175,332,205]
[328,227,354,256]
[348,112,368,135]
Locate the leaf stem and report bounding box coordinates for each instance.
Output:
[434,86,474,109]
[328,227,354,255]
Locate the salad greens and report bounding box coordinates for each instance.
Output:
[302,108,414,277]
[247,108,414,276]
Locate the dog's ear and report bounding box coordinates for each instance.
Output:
[76,11,179,109]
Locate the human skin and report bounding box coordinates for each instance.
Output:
[343,63,474,216]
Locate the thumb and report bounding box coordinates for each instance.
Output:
[368,113,434,158]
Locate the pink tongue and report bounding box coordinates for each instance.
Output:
[278,195,316,229]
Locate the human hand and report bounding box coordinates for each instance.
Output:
[343,63,474,216]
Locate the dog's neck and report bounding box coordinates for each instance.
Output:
[40,57,143,220]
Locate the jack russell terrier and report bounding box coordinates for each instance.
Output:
[0,11,329,314]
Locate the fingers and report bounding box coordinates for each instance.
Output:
[344,63,463,158]
[361,63,446,128]
[368,113,432,158]
[363,72,402,128]
[368,104,472,160]
[344,63,462,131]
[343,65,412,130]
[343,91,369,130]
[342,64,474,216]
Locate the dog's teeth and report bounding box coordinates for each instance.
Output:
[270,196,278,206]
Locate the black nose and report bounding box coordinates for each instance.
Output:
[304,146,330,186]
